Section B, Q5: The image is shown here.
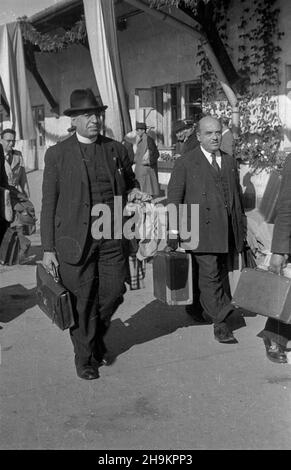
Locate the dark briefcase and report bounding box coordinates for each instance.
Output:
[232,268,291,324]
[36,263,75,330]
[0,228,20,265]
[153,250,193,305]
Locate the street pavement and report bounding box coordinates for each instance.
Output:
[1,170,291,450]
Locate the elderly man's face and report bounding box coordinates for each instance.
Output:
[136,129,145,138]
[71,111,102,138]
[1,132,15,154]
[197,117,222,153]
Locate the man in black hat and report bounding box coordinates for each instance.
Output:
[173,119,198,156]
[41,88,140,380]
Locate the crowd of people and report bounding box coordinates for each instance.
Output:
[1,86,291,380]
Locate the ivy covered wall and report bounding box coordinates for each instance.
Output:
[198,0,289,171]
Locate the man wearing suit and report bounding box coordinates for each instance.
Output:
[167,116,245,343]
[220,116,235,157]
[173,119,198,156]
[41,89,140,380]
[258,155,291,363]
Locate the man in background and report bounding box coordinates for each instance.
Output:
[173,119,198,156]
[1,128,33,262]
[220,116,234,157]
[1,128,30,198]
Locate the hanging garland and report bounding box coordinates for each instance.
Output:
[18,15,87,52]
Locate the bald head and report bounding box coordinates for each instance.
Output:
[196,116,222,153]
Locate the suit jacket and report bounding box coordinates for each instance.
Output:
[167,146,245,252]
[271,155,291,254]
[0,144,8,188]
[41,134,139,264]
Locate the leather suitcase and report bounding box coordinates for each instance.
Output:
[153,250,193,305]
[0,228,20,265]
[232,268,291,324]
[36,263,75,330]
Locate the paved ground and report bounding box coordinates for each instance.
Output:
[1,171,291,450]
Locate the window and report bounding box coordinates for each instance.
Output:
[154,80,201,147]
[135,81,202,148]
[185,82,202,120]
[32,105,46,146]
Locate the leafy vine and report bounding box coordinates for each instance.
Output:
[197,0,284,171]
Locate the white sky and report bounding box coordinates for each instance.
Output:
[0,0,59,25]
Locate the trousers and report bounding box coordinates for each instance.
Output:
[258,318,291,348]
[190,253,234,324]
[58,237,127,366]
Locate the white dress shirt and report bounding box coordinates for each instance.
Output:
[200,146,222,169]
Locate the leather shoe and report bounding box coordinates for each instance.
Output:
[92,352,116,367]
[214,325,237,343]
[263,338,287,364]
[76,365,100,380]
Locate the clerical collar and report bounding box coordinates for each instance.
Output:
[76,132,98,144]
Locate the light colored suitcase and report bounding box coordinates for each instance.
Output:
[153,250,193,305]
[232,268,291,324]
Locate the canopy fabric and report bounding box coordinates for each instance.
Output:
[0,22,35,140]
[83,0,131,141]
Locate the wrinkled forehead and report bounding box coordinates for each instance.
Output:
[198,119,221,133]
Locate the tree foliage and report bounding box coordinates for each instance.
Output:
[152,0,285,171]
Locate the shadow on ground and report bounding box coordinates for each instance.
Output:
[0,284,37,322]
[105,299,250,358]
[105,299,206,358]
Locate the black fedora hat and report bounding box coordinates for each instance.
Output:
[63,88,108,116]
[135,122,147,130]
[173,119,194,134]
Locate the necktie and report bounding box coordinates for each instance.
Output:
[211,152,220,173]
[6,152,13,166]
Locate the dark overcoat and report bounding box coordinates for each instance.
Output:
[41,134,139,265]
[167,146,245,252]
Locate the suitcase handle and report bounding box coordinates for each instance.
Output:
[51,264,61,283]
